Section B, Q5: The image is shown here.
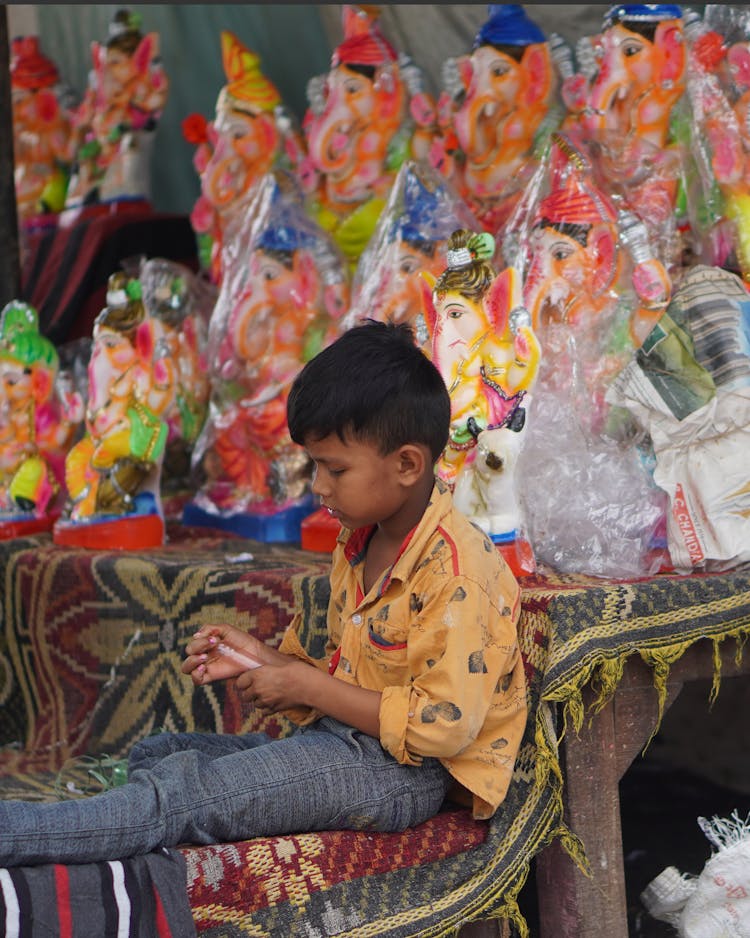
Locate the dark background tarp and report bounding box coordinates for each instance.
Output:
[8,4,614,216]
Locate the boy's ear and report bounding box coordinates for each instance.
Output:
[396,444,427,484]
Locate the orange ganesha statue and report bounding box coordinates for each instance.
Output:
[561,3,688,269]
[183,31,306,285]
[300,5,414,270]
[508,135,670,577]
[185,172,349,540]
[432,4,560,235]
[10,36,74,228]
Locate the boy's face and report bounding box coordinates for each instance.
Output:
[304,431,407,531]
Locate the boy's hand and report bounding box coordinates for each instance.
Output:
[182,624,289,685]
[235,658,313,713]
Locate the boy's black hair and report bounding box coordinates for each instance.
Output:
[287,320,451,462]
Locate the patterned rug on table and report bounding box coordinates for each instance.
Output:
[0,525,331,778]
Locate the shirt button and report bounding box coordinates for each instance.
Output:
[352,614,362,625]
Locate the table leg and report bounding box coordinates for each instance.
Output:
[535,670,684,937]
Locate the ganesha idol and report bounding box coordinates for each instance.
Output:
[560,4,688,268]
[64,9,169,215]
[138,258,211,516]
[517,134,673,411]
[681,6,750,281]
[431,4,560,235]
[10,36,74,228]
[184,172,349,542]
[183,31,306,285]
[53,273,172,550]
[0,302,84,538]
[300,5,416,271]
[342,159,480,349]
[420,229,541,575]
[507,135,671,576]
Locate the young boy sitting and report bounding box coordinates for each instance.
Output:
[0,320,526,867]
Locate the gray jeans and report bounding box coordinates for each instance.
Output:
[0,718,452,866]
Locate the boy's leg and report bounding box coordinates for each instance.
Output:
[0,718,451,867]
[128,729,273,772]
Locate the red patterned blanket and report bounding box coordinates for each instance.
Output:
[0,527,564,935]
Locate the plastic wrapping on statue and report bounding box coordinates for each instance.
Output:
[10,36,75,231]
[608,264,750,573]
[504,135,671,576]
[53,273,172,550]
[680,5,750,280]
[301,5,424,271]
[342,159,480,350]
[0,302,85,539]
[134,258,212,518]
[557,4,689,274]
[421,229,541,576]
[428,4,562,235]
[182,30,307,285]
[184,171,349,542]
[64,9,169,217]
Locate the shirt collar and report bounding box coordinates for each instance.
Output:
[341,478,453,591]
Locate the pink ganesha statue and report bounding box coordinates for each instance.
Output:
[184,172,349,541]
[420,229,541,574]
[10,36,74,228]
[300,5,417,271]
[183,31,306,285]
[65,9,169,213]
[55,273,172,549]
[429,4,559,235]
[0,301,84,537]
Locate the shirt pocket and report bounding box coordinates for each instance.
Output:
[368,623,408,651]
[366,621,409,678]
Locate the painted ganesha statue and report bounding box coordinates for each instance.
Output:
[184,172,349,541]
[0,301,84,538]
[54,272,173,549]
[421,229,541,574]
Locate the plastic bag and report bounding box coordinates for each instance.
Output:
[642,811,750,937]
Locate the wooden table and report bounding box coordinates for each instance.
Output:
[535,639,750,937]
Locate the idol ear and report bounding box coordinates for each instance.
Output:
[31,366,53,404]
[133,33,157,77]
[291,250,319,308]
[484,267,522,336]
[521,43,553,108]
[655,22,686,87]
[135,320,154,362]
[589,224,618,296]
[419,271,438,338]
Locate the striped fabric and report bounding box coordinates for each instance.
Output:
[0,849,195,938]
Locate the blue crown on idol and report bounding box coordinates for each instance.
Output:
[258,224,315,253]
[474,4,546,51]
[603,4,683,30]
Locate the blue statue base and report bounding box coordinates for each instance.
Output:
[182,495,316,544]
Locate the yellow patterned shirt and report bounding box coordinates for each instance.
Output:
[279,479,527,819]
